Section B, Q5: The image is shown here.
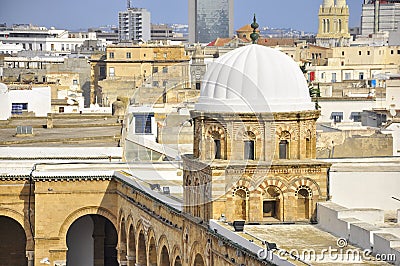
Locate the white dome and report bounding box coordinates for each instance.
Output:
[195,44,315,113]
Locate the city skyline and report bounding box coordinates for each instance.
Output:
[1,0,363,33]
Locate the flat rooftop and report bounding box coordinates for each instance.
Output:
[0,114,121,147]
[218,222,391,265]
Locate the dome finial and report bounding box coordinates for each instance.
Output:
[250,14,259,44]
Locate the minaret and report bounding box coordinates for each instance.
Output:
[316,0,350,47]
[323,0,335,7]
[335,0,347,8]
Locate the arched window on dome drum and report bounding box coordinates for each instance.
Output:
[279,131,290,159]
[279,140,288,159]
[214,139,221,159]
[244,141,254,160]
[306,138,311,158]
[243,131,256,160]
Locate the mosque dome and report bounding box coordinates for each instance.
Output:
[195,44,315,113]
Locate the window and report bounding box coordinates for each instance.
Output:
[398,50,400,55]
[163,53,167,58]
[344,73,351,80]
[59,107,64,113]
[306,138,311,158]
[11,103,28,114]
[154,53,157,58]
[321,72,325,79]
[331,73,336,83]
[51,44,54,51]
[391,50,394,55]
[162,80,167,87]
[100,66,106,77]
[61,44,64,51]
[331,112,343,123]
[29,43,33,50]
[244,140,255,160]
[359,72,364,80]
[109,52,114,59]
[126,52,131,59]
[162,67,168,73]
[73,79,78,85]
[358,51,362,55]
[214,139,221,159]
[279,140,288,159]
[153,67,158,73]
[196,82,201,90]
[350,112,361,122]
[367,51,370,55]
[109,67,115,77]
[134,114,152,134]
[342,51,345,56]
[152,81,159,87]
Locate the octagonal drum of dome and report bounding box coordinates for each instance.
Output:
[195,44,315,113]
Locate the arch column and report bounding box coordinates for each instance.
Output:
[26,250,34,266]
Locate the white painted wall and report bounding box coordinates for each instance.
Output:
[8,87,51,117]
[0,90,11,120]
[317,100,375,123]
[329,170,400,211]
[382,122,400,156]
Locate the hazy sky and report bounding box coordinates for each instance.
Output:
[1,0,363,33]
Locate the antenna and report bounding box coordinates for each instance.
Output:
[127,0,131,9]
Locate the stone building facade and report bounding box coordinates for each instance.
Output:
[316,0,351,47]
[183,44,331,223]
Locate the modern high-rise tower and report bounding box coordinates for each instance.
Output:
[118,7,151,42]
[361,0,400,35]
[188,0,234,43]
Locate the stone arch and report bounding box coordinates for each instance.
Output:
[189,241,205,266]
[147,229,157,266]
[205,124,227,160]
[230,176,254,195]
[259,184,285,221]
[235,125,262,141]
[231,186,249,221]
[137,228,147,266]
[295,185,313,198]
[0,207,32,249]
[171,245,182,266]
[118,217,128,264]
[256,178,289,194]
[59,206,117,240]
[236,125,263,161]
[232,186,250,198]
[0,215,28,265]
[205,124,226,140]
[158,236,170,266]
[126,217,136,265]
[288,178,321,197]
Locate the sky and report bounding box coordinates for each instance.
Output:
[0,0,363,33]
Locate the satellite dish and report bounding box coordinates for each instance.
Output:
[390,108,397,117]
[0,83,8,94]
